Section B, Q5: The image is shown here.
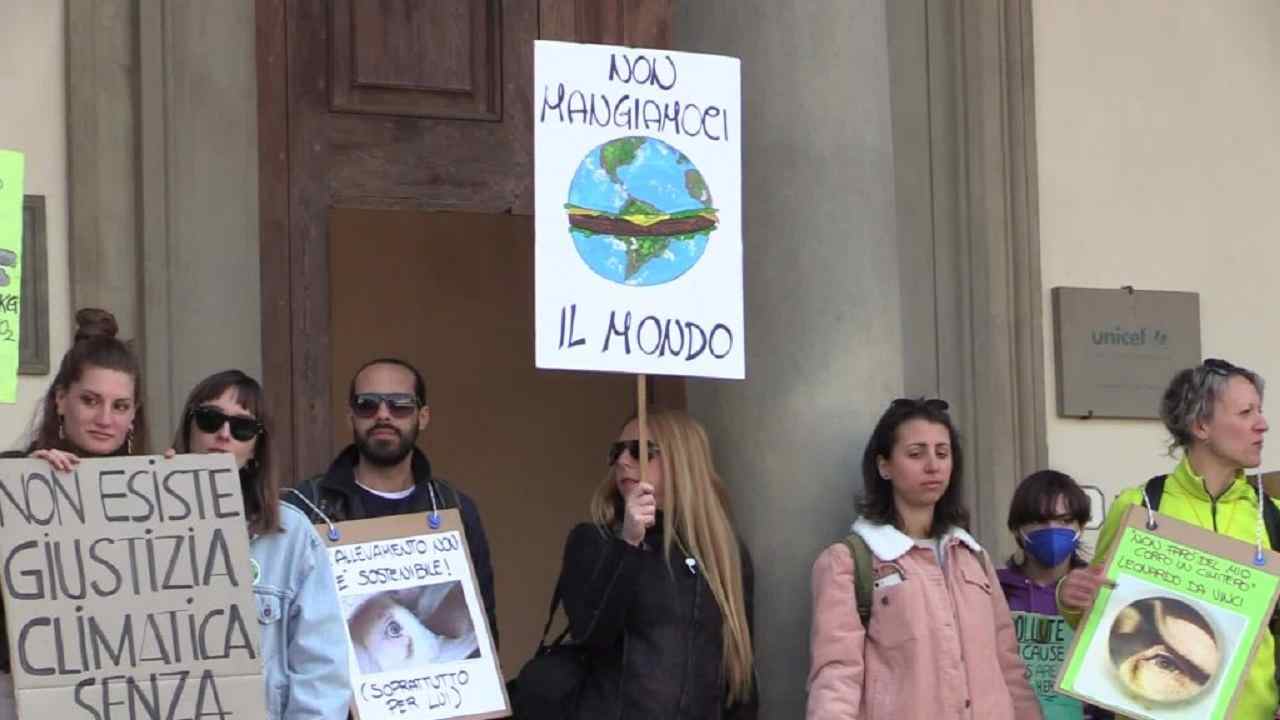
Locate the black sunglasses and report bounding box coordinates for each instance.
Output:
[607,440,660,466]
[192,405,263,442]
[350,392,420,419]
[1203,358,1240,376]
[889,397,950,412]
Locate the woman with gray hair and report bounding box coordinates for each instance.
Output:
[1057,358,1277,718]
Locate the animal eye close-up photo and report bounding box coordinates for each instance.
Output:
[1108,597,1221,705]
[346,582,481,675]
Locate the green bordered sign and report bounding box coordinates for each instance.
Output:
[1058,506,1280,719]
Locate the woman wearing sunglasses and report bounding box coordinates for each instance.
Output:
[806,398,1040,719]
[1059,359,1278,719]
[555,409,757,719]
[171,370,351,719]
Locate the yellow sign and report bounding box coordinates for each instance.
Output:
[0,150,24,403]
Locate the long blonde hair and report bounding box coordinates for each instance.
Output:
[589,409,754,704]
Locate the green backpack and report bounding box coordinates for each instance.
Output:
[840,533,876,624]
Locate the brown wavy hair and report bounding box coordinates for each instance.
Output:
[28,308,148,454]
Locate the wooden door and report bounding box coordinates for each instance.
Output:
[257,0,677,675]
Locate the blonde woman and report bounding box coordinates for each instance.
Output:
[557,409,757,719]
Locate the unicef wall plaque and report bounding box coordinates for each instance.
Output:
[1052,287,1201,419]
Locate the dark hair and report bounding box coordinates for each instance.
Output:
[348,357,427,405]
[858,397,969,536]
[1006,469,1091,569]
[29,308,149,454]
[1160,359,1264,454]
[172,370,280,535]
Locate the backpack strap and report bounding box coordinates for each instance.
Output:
[1144,474,1167,513]
[841,533,875,626]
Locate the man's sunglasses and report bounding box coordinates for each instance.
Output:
[889,397,950,412]
[192,405,263,442]
[350,392,420,419]
[607,440,660,466]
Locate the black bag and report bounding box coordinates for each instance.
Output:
[509,582,587,720]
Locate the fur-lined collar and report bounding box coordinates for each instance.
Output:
[850,517,983,561]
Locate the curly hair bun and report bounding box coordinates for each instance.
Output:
[73,308,120,343]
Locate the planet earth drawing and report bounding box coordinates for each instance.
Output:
[565,136,717,286]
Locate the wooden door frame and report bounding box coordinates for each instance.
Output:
[256,0,674,486]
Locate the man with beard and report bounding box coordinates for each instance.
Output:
[288,358,497,644]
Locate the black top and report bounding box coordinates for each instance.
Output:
[559,520,758,720]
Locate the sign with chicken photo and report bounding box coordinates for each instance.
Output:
[322,510,507,720]
[1057,507,1280,719]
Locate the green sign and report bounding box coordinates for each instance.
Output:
[0,150,23,403]
[1013,611,1082,720]
[1060,524,1279,719]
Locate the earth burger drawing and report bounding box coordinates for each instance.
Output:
[565,136,718,286]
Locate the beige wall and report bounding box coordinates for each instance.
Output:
[0,2,71,450]
[1034,0,1280,535]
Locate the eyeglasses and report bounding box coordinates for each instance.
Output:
[192,405,263,442]
[889,397,950,412]
[1203,358,1240,376]
[350,392,420,419]
[607,440,660,465]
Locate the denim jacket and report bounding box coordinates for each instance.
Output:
[253,502,352,719]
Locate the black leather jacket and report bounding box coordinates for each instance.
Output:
[559,521,759,720]
[287,445,498,647]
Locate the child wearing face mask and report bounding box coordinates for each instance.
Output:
[1000,470,1109,720]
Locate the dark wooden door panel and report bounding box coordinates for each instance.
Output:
[332,0,502,120]
[259,0,676,488]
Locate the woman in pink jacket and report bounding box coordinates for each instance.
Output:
[806,398,1042,719]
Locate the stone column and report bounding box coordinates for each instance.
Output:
[674,3,904,713]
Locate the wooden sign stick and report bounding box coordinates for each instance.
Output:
[637,374,648,489]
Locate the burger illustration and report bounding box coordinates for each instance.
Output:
[565,136,718,286]
[1108,596,1221,705]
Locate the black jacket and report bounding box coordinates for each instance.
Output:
[287,445,498,646]
[559,521,758,720]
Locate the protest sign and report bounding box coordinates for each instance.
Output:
[1057,506,1280,719]
[1012,611,1083,720]
[321,511,506,720]
[0,150,24,403]
[533,40,744,379]
[0,454,266,719]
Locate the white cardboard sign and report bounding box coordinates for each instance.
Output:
[324,512,506,720]
[534,40,744,379]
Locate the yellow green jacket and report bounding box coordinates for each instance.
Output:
[1063,457,1279,719]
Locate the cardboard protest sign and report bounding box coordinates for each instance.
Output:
[1012,612,1083,720]
[321,511,506,720]
[0,454,266,719]
[533,40,744,379]
[0,150,24,403]
[1057,506,1280,719]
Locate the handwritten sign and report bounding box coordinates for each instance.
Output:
[0,454,266,719]
[533,40,744,379]
[0,150,24,403]
[1058,507,1280,719]
[1013,612,1083,720]
[323,511,506,720]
